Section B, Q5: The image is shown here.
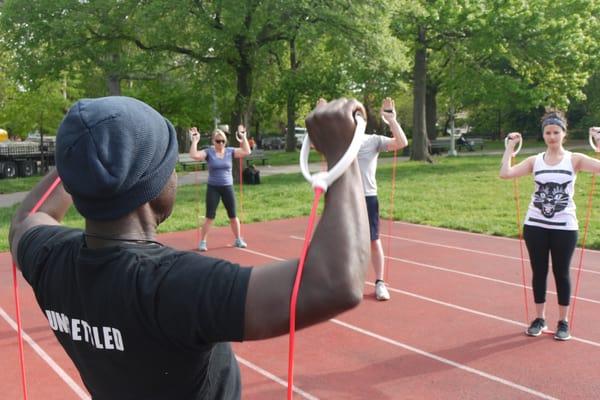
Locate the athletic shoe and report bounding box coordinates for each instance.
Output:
[554,320,571,341]
[198,240,208,252]
[525,318,547,336]
[375,281,391,301]
[233,237,247,248]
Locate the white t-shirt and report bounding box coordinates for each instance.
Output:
[357,135,394,196]
[524,151,578,230]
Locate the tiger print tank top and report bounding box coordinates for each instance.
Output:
[524,151,578,230]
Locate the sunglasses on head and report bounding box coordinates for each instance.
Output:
[215,140,225,144]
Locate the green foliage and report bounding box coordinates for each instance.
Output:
[0,66,78,136]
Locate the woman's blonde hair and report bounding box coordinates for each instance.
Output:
[211,129,228,144]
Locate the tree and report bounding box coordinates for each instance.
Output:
[0,46,78,136]
[392,0,597,160]
[1,0,174,95]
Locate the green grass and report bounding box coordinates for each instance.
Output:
[253,149,324,166]
[3,154,600,252]
[0,175,45,194]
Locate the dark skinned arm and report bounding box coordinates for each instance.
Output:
[9,169,72,264]
[243,98,370,340]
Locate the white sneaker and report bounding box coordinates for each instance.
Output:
[375,281,390,301]
[233,237,247,248]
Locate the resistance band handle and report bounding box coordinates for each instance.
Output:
[299,115,366,192]
[504,136,522,157]
[589,129,599,152]
[236,131,245,143]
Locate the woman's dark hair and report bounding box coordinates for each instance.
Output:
[541,110,567,132]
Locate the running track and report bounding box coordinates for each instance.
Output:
[2,219,600,399]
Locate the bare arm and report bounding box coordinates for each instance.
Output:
[233,124,251,158]
[499,132,534,179]
[572,153,600,173]
[243,98,370,340]
[381,97,408,151]
[188,127,207,161]
[9,169,72,263]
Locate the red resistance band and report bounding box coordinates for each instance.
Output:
[287,187,324,400]
[384,149,398,282]
[511,168,530,326]
[570,171,596,332]
[12,176,62,400]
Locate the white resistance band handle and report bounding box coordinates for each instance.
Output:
[300,115,366,192]
[236,131,244,143]
[504,136,522,157]
[589,129,599,153]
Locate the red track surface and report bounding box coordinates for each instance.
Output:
[2,218,600,399]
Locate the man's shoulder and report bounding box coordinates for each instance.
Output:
[21,225,82,249]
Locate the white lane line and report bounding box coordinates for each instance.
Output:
[380,233,600,276]
[291,233,600,275]
[236,356,319,400]
[393,221,600,256]
[288,235,600,304]
[386,254,600,305]
[240,246,600,347]
[330,319,558,400]
[0,307,91,400]
[362,282,600,348]
[236,248,572,399]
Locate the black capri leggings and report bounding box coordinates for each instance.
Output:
[523,225,578,306]
[205,184,237,219]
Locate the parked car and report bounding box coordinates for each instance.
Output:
[261,136,284,150]
[294,127,307,149]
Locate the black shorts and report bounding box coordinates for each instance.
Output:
[205,184,237,219]
[365,196,379,241]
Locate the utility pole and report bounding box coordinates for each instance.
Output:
[448,106,457,157]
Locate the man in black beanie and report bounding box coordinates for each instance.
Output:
[9,96,370,399]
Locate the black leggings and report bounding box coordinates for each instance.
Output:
[205,184,237,219]
[523,225,577,306]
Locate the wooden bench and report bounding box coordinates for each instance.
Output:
[178,154,206,170]
[430,137,485,154]
[457,137,485,152]
[429,138,451,154]
[243,149,268,166]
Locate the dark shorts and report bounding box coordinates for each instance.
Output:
[205,184,237,219]
[365,196,379,241]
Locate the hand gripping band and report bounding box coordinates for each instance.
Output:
[589,130,599,152]
[504,136,522,157]
[236,131,244,143]
[299,114,366,192]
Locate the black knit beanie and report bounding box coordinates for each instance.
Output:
[56,96,178,220]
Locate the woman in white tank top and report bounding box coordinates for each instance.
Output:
[500,111,600,341]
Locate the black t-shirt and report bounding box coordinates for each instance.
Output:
[17,225,252,400]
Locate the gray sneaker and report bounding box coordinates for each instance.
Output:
[198,240,208,252]
[525,318,547,337]
[554,320,571,341]
[233,237,247,248]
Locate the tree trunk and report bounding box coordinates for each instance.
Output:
[231,59,253,137]
[286,38,298,152]
[426,81,438,140]
[411,26,431,162]
[106,74,121,96]
[363,93,379,135]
